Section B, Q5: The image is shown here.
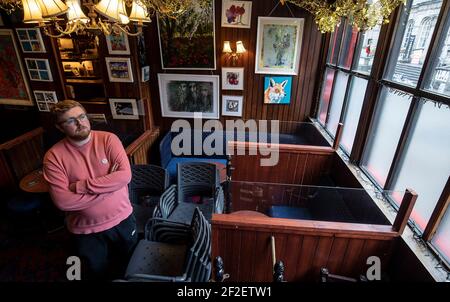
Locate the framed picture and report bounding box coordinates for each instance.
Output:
[34,90,58,112]
[109,98,139,120]
[263,76,292,104]
[105,32,130,55]
[221,0,252,28]
[0,29,32,106]
[222,95,243,117]
[158,73,220,119]
[222,67,244,90]
[157,0,216,70]
[141,66,150,82]
[25,58,53,81]
[15,28,46,53]
[105,57,134,83]
[255,17,304,75]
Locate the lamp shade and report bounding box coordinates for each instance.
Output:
[37,0,68,18]
[95,0,129,23]
[22,0,45,23]
[66,0,89,23]
[236,41,246,54]
[223,41,232,53]
[129,1,151,23]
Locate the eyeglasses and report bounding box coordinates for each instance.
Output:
[59,114,88,126]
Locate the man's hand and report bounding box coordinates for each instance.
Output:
[69,183,76,192]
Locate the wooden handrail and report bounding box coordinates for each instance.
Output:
[333,123,344,150]
[125,127,160,165]
[392,188,418,234]
[0,127,44,150]
[228,140,335,155]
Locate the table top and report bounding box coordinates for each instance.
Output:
[20,169,49,193]
[231,210,268,218]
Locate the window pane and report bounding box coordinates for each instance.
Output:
[353,25,381,74]
[432,206,450,265]
[390,101,450,230]
[327,24,345,65]
[325,72,349,137]
[340,77,368,153]
[424,14,450,97]
[361,87,412,187]
[338,24,359,69]
[385,0,443,87]
[317,68,336,125]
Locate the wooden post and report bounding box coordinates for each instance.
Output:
[392,188,418,234]
[333,123,344,150]
[423,176,450,241]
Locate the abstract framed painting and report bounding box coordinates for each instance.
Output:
[255,17,304,75]
[0,29,33,106]
[222,67,244,90]
[222,95,243,117]
[263,76,292,104]
[221,0,252,28]
[158,73,219,119]
[157,0,216,70]
[105,57,134,83]
[106,31,130,55]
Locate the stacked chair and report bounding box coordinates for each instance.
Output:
[128,164,169,234]
[124,208,211,282]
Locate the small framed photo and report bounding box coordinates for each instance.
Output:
[105,32,130,55]
[255,17,304,75]
[34,90,58,112]
[222,95,243,117]
[221,0,252,28]
[109,98,139,120]
[105,57,134,83]
[25,58,53,81]
[15,28,46,53]
[141,66,150,82]
[263,76,292,104]
[222,67,244,90]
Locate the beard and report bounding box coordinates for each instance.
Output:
[68,126,91,141]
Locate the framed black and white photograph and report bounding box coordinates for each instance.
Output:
[141,66,150,82]
[222,67,244,90]
[222,95,243,117]
[25,58,53,81]
[33,90,58,113]
[105,32,130,55]
[15,28,46,53]
[105,57,134,83]
[158,73,219,119]
[109,98,139,120]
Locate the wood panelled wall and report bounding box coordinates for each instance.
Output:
[148,0,324,131]
[212,214,397,281]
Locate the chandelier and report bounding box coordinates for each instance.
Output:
[0,0,204,37]
[284,0,406,33]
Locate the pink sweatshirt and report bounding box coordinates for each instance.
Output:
[43,131,133,234]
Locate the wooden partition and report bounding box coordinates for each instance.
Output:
[125,127,160,164]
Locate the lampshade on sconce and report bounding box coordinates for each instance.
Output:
[223,40,246,66]
[129,1,151,23]
[36,0,68,18]
[22,0,46,23]
[66,0,89,23]
[95,0,129,24]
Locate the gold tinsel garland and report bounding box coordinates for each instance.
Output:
[285,0,406,33]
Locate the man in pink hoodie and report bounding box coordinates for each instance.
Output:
[43,100,137,280]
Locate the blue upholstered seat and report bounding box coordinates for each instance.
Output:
[268,205,313,220]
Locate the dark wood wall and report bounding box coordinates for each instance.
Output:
[148,0,324,131]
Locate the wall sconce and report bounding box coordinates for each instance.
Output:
[223,40,246,66]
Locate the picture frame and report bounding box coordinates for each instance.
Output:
[0,29,33,106]
[157,0,216,70]
[222,95,243,117]
[109,98,139,120]
[263,76,293,104]
[15,28,46,53]
[222,67,244,90]
[221,0,252,28]
[105,57,134,83]
[25,58,53,82]
[33,90,58,112]
[105,32,130,55]
[158,73,220,119]
[255,17,304,75]
[141,66,150,82]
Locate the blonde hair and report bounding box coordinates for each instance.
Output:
[50,100,86,124]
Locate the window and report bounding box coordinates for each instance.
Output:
[325,72,349,137]
[340,77,368,153]
[327,24,345,65]
[418,17,436,48]
[361,88,412,187]
[317,68,336,125]
[338,24,359,69]
[432,206,450,265]
[353,25,381,74]
[390,101,450,230]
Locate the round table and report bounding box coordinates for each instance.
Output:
[20,169,49,193]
